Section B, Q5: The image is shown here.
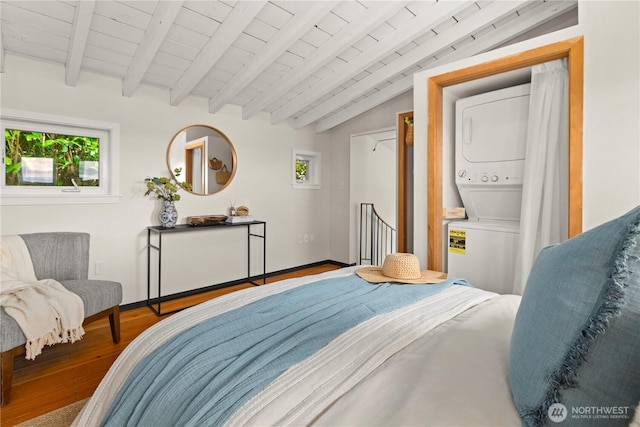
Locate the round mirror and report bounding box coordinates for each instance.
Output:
[166,125,237,195]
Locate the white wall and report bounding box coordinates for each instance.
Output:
[579,1,640,226]
[320,91,413,264]
[0,55,335,304]
[349,131,397,264]
[412,1,640,267]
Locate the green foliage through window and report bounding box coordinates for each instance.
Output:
[295,159,308,181]
[4,128,100,186]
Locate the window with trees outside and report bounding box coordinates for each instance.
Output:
[292,149,321,189]
[1,110,120,205]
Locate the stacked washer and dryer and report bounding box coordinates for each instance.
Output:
[447,83,530,294]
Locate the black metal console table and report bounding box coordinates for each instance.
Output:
[146,220,266,315]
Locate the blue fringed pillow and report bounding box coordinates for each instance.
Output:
[509,205,640,427]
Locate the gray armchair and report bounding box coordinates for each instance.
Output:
[0,232,122,406]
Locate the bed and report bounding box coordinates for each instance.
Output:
[74,206,640,427]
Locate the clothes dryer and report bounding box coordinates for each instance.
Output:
[454,83,530,221]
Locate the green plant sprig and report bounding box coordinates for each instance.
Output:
[144,168,192,201]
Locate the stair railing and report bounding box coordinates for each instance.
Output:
[359,203,396,266]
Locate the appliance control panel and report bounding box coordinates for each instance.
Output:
[456,162,524,186]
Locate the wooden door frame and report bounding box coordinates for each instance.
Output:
[184,139,206,193]
[426,36,584,270]
[397,111,413,253]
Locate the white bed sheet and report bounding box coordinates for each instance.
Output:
[314,294,522,427]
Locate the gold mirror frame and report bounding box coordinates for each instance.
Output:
[166,125,237,195]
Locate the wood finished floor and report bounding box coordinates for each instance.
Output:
[0,264,341,426]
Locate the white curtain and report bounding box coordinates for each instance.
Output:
[513,59,569,295]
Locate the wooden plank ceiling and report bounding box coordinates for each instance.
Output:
[0,1,577,132]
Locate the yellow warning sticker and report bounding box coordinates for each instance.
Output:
[449,229,466,254]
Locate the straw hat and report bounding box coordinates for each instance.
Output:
[356,253,448,284]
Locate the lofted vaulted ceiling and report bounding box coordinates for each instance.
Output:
[0,1,577,132]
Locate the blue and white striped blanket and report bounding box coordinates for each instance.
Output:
[74,268,495,427]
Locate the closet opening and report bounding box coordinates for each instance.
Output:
[426,36,584,272]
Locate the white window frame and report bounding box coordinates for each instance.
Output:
[1,109,120,205]
[292,149,321,189]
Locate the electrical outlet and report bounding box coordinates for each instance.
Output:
[95,261,105,276]
[303,234,309,243]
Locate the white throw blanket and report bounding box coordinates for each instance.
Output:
[0,235,85,359]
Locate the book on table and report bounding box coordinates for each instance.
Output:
[226,215,254,224]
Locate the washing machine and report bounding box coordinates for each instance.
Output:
[447,220,519,294]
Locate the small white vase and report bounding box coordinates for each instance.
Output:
[159,200,178,228]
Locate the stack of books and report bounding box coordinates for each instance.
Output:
[226,215,254,224]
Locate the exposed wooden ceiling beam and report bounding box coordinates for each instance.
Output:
[316,75,413,134]
[268,0,470,125]
[297,0,527,129]
[240,1,410,121]
[123,1,183,97]
[65,1,95,86]
[314,1,578,133]
[208,1,336,114]
[170,1,266,107]
[0,1,578,130]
